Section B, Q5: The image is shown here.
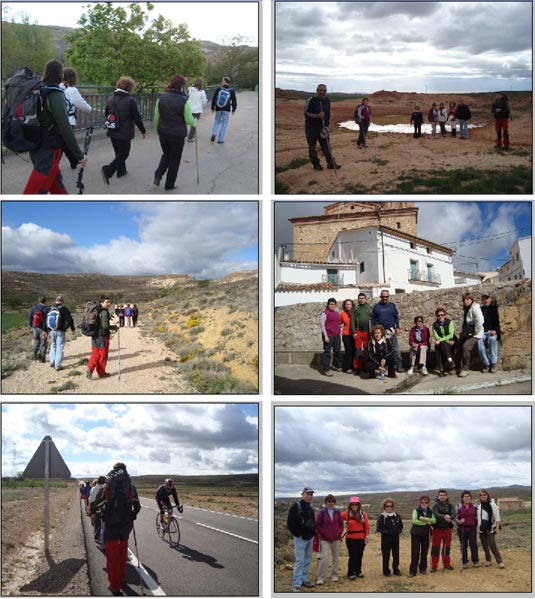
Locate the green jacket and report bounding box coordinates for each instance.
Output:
[350,303,372,334]
[432,318,455,342]
[39,87,83,161]
[411,508,436,527]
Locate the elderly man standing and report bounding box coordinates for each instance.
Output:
[304,84,341,171]
[46,295,75,371]
[478,292,501,373]
[287,487,317,592]
[370,290,403,372]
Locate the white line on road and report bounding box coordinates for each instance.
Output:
[139,498,258,521]
[195,522,258,544]
[127,549,166,596]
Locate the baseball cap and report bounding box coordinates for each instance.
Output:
[301,487,315,494]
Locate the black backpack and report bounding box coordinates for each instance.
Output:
[102,467,136,526]
[80,300,101,336]
[2,66,62,152]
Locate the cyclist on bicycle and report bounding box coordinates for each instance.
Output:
[156,478,183,520]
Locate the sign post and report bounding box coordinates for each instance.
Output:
[44,436,50,553]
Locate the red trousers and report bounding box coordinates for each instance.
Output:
[431,528,452,568]
[88,336,110,376]
[353,331,369,371]
[494,118,509,147]
[23,148,69,194]
[105,539,128,591]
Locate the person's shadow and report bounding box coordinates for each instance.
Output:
[20,549,85,593]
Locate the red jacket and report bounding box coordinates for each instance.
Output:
[342,510,370,539]
[340,311,352,336]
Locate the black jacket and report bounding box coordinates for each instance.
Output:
[211,85,237,113]
[481,304,501,340]
[106,90,146,141]
[48,304,75,333]
[157,89,188,138]
[456,103,472,120]
[287,499,316,540]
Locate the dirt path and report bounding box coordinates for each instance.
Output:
[1,322,196,394]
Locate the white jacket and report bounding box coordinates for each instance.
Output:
[60,84,92,126]
[187,87,208,114]
[464,302,485,338]
[477,499,500,533]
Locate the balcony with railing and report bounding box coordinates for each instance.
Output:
[321,273,345,286]
[408,269,441,284]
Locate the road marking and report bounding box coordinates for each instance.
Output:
[127,549,166,596]
[139,498,258,522]
[195,522,258,544]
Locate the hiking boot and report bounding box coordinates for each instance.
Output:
[356,573,364,578]
[108,587,122,596]
[210,135,216,142]
[39,355,46,363]
[331,575,339,582]
[445,565,454,571]
[117,171,127,178]
[217,140,224,144]
[407,367,414,375]
[420,570,427,575]
[348,575,357,580]
[50,362,55,367]
[393,570,401,576]
[383,571,391,577]
[293,587,301,593]
[458,370,469,377]
[388,372,398,378]
[438,370,445,377]
[345,369,353,374]
[408,573,415,578]
[498,562,505,568]
[313,164,324,171]
[461,563,468,569]
[301,581,314,588]
[32,352,39,360]
[395,365,404,373]
[490,364,497,373]
[327,163,341,169]
[431,568,437,573]
[473,563,480,568]
[316,579,324,585]
[322,370,333,377]
[55,366,63,371]
[484,561,492,567]
[153,177,161,187]
[101,167,110,185]
[481,365,489,373]
[99,372,111,378]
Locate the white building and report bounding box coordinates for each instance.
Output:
[275,225,456,306]
[498,236,532,282]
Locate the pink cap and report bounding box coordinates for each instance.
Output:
[350,496,360,503]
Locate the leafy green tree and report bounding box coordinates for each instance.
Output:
[66,3,205,88]
[1,10,55,77]
[206,35,258,90]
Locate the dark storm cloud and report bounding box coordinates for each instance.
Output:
[335,1,439,20]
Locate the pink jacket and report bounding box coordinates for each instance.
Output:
[409,325,430,347]
[316,507,344,542]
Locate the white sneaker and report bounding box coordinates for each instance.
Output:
[316,579,324,586]
[421,366,428,375]
[407,367,414,375]
[484,561,492,567]
[331,575,339,582]
[498,562,505,568]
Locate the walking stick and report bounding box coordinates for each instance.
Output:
[320,100,338,175]
[76,126,94,195]
[132,523,145,595]
[195,131,200,185]
[460,526,464,573]
[117,326,121,380]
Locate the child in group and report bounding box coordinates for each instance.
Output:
[377,497,404,576]
[408,316,431,375]
[410,106,424,138]
[366,324,396,379]
[320,298,342,376]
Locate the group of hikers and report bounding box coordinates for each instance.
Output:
[320,290,500,380]
[304,84,512,170]
[80,464,183,595]
[28,294,138,378]
[4,60,237,194]
[288,487,505,592]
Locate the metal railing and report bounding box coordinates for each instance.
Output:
[321,274,345,286]
[408,269,441,284]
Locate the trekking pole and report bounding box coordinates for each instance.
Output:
[76,126,94,195]
[132,523,145,595]
[322,118,338,176]
[117,326,121,380]
[195,131,200,184]
[460,526,464,574]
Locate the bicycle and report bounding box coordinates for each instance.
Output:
[156,504,181,547]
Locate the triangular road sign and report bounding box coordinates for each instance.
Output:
[22,435,71,478]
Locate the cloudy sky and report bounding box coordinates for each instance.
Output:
[274,405,531,497]
[274,201,532,272]
[276,2,532,93]
[2,403,258,478]
[2,201,258,278]
[2,2,258,45]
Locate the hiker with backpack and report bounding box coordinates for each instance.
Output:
[132,304,139,327]
[46,295,75,371]
[85,295,117,380]
[304,83,340,171]
[101,76,146,185]
[287,487,317,592]
[186,78,208,142]
[60,67,93,169]
[123,304,133,327]
[29,295,49,362]
[155,478,184,523]
[89,475,107,541]
[92,462,141,596]
[152,74,197,190]
[315,494,344,585]
[9,61,88,194]
[210,76,237,144]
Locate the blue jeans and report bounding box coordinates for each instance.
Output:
[478,332,499,366]
[322,335,342,372]
[459,119,469,139]
[49,330,66,369]
[211,111,231,142]
[293,536,313,588]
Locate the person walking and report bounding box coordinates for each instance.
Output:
[186,78,208,142]
[153,74,197,190]
[455,490,480,570]
[437,103,448,137]
[117,304,125,328]
[101,76,146,184]
[409,495,436,577]
[370,290,403,372]
[287,487,317,592]
[320,298,342,376]
[491,92,510,149]
[304,83,340,171]
[351,292,371,375]
[456,99,472,140]
[210,76,237,144]
[340,299,355,373]
[432,307,456,376]
[29,295,49,362]
[23,60,87,194]
[46,295,75,371]
[410,106,423,138]
[431,489,456,572]
[341,497,370,579]
[355,98,371,148]
[124,304,133,327]
[93,462,141,596]
[132,304,139,327]
[478,292,500,373]
[477,489,505,568]
[377,497,403,576]
[60,67,92,169]
[315,494,344,585]
[86,295,116,380]
[89,475,107,541]
[407,316,430,375]
[456,292,484,377]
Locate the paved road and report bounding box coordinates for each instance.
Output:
[81,497,258,596]
[1,91,258,195]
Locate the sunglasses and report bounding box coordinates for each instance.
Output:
[380,296,389,299]
[385,504,394,508]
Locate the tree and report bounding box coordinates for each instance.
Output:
[1,10,55,78]
[206,35,258,90]
[66,3,205,88]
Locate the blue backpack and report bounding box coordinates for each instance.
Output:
[215,88,231,109]
[46,306,63,331]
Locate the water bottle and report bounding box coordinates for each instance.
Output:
[380,370,385,382]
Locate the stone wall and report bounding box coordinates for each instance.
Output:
[274,280,531,370]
